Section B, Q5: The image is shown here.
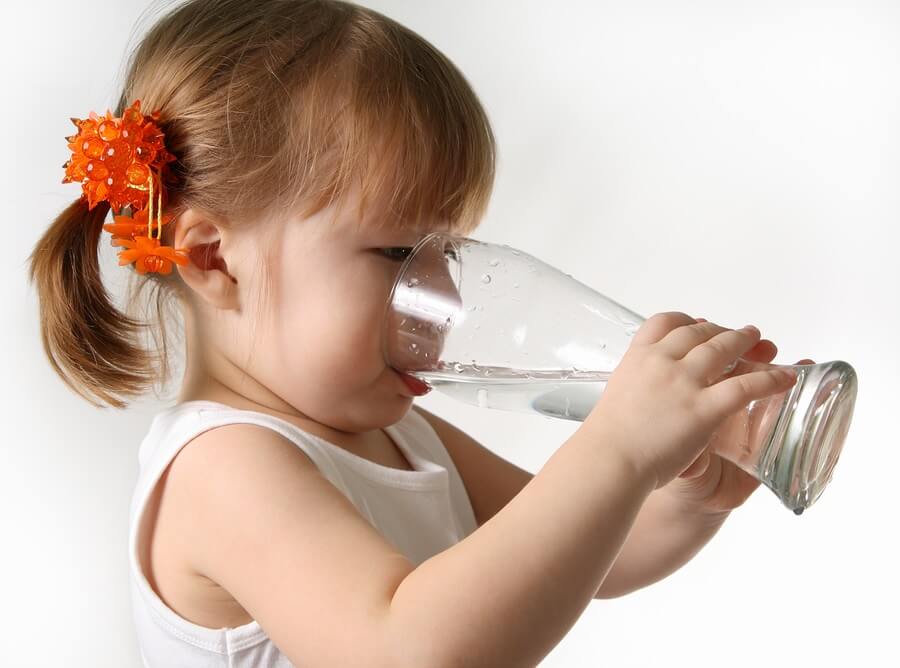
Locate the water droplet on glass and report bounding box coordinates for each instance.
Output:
[474,323,480,329]
[484,369,491,376]
[511,250,520,256]
[513,283,519,288]
[488,258,500,267]
[481,273,492,284]
[477,388,488,408]
[410,342,418,350]
[453,362,464,373]
[467,305,476,311]
[406,277,420,288]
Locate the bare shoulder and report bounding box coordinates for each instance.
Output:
[411,405,534,528]
[165,422,417,667]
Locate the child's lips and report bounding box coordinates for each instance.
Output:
[397,370,431,396]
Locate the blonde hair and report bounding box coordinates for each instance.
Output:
[28,0,496,409]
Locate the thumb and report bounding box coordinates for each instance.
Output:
[678,450,711,479]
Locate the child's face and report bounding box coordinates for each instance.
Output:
[238,185,451,433]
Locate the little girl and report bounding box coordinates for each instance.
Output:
[28,1,805,666]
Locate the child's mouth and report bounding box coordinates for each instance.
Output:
[397,370,431,396]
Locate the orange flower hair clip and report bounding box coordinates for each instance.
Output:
[62,100,190,275]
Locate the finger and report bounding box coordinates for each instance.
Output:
[632,311,698,346]
[678,449,711,479]
[698,364,798,424]
[742,338,778,364]
[697,320,777,364]
[658,320,733,358]
[681,325,763,383]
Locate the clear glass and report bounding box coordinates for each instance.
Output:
[383,233,858,515]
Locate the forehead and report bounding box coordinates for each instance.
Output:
[313,184,454,241]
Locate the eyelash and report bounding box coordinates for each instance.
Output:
[378,247,414,261]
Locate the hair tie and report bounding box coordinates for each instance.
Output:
[62,99,190,275]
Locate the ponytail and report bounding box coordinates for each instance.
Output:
[27,198,159,409]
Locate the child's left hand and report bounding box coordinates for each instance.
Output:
[661,318,815,515]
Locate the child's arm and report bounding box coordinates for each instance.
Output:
[386,420,656,667]
[592,486,731,598]
[414,405,731,601]
[179,418,654,668]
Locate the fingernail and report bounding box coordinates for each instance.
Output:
[742,324,759,333]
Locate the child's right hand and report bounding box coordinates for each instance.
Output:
[582,311,798,490]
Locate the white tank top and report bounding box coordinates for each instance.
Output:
[129,400,478,667]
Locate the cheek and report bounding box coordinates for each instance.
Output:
[337,292,389,363]
[266,253,398,386]
[294,280,389,373]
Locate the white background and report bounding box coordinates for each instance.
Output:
[4,1,898,666]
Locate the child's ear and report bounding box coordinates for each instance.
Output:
[172,207,240,311]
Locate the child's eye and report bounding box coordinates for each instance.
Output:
[378,247,414,261]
